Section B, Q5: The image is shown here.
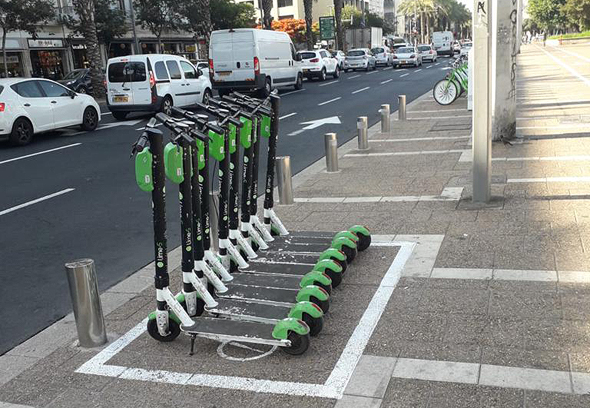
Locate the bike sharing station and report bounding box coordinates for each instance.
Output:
[73,90,421,399]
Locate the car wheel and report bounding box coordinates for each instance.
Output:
[332,66,340,79]
[112,111,128,121]
[9,118,34,146]
[319,68,326,81]
[161,96,173,115]
[77,86,88,94]
[259,77,272,97]
[81,107,99,131]
[202,88,212,105]
[217,89,229,97]
[294,73,303,90]
[365,64,369,72]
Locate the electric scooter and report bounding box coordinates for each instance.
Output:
[132,120,311,355]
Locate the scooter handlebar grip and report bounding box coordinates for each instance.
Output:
[170,106,186,117]
[155,112,170,123]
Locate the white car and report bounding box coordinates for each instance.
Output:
[453,41,461,54]
[0,78,100,146]
[417,44,438,62]
[107,54,212,120]
[344,49,377,72]
[330,50,346,69]
[297,50,339,81]
[460,42,473,57]
[393,46,422,68]
[371,46,393,66]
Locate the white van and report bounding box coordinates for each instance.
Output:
[432,31,454,57]
[106,54,212,120]
[209,28,303,96]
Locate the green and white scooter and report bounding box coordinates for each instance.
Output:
[132,120,311,355]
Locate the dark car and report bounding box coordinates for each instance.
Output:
[58,68,92,94]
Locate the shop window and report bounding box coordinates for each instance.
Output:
[180,61,197,79]
[165,60,182,80]
[11,81,43,98]
[38,80,71,97]
[278,0,292,7]
[154,61,169,80]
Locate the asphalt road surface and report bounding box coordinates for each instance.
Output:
[0,58,453,354]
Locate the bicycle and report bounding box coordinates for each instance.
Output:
[433,55,469,105]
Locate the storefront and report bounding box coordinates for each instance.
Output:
[28,39,68,80]
[109,41,134,58]
[139,40,199,60]
[70,41,89,69]
[0,39,25,78]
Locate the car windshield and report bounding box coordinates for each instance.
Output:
[330,51,339,57]
[397,47,414,54]
[371,48,384,54]
[418,46,431,51]
[347,50,365,56]
[463,43,473,48]
[63,70,86,80]
[298,52,316,59]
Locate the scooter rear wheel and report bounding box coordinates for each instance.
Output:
[357,233,372,252]
[325,269,342,288]
[282,332,311,355]
[310,296,330,314]
[303,314,324,337]
[147,317,181,342]
[342,245,358,262]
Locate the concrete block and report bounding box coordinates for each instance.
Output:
[344,355,397,398]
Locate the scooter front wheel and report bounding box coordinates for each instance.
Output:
[433,79,458,105]
[147,317,181,342]
[341,245,358,263]
[303,314,324,337]
[282,332,311,355]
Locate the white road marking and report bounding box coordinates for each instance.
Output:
[426,66,432,69]
[415,69,422,72]
[0,188,75,216]
[294,187,464,203]
[217,341,277,362]
[380,79,393,84]
[408,108,466,113]
[101,112,112,116]
[0,143,81,166]
[370,135,470,142]
[516,124,590,130]
[401,115,472,120]
[366,70,378,75]
[345,149,467,158]
[352,87,370,94]
[75,238,416,399]
[536,45,590,88]
[400,73,409,78]
[279,112,297,120]
[318,97,342,106]
[508,176,590,183]
[435,63,440,66]
[348,75,361,79]
[383,67,393,70]
[552,46,590,63]
[319,81,339,87]
[280,89,305,96]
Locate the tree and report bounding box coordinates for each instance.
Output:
[333,0,345,50]
[63,0,127,51]
[261,0,272,29]
[180,0,212,59]
[342,5,362,28]
[0,0,54,77]
[259,19,307,43]
[562,0,590,31]
[134,0,184,53]
[210,0,256,29]
[527,0,567,32]
[303,0,316,49]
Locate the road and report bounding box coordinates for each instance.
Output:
[0,58,452,354]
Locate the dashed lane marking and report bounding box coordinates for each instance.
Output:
[0,143,81,166]
[400,74,409,77]
[319,81,339,87]
[352,87,370,94]
[279,112,297,120]
[0,188,75,216]
[318,97,341,106]
[381,79,393,84]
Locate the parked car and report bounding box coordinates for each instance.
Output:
[417,44,438,62]
[58,68,91,94]
[195,59,209,77]
[297,49,339,81]
[392,43,409,52]
[393,46,423,68]
[453,41,461,54]
[460,41,473,57]
[343,49,376,72]
[0,78,100,146]
[106,54,212,121]
[329,50,346,69]
[209,28,303,96]
[371,46,393,66]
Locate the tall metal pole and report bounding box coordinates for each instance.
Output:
[128,0,140,54]
[472,0,492,203]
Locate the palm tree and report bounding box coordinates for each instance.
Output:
[261,0,273,29]
[333,0,345,51]
[398,0,436,43]
[303,0,315,49]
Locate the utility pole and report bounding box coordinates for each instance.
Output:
[128,0,140,54]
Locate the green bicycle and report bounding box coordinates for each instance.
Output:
[433,56,469,105]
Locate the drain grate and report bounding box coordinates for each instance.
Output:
[430,121,472,132]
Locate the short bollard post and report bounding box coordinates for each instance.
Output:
[64,259,107,348]
[324,133,339,172]
[398,95,407,120]
[209,191,219,251]
[357,117,369,150]
[379,104,390,133]
[275,156,294,205]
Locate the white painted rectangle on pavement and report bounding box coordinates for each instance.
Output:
[431,268,493,280]
[558,271,590,283]
[400,74,409,78]
[380,79,393,84]
[344,355,397,398]
[493,269,557,282]
[0,188,75,216]
[508,176,590,183]
[392,358,479,384]
[369,136,470,142]
[318,97,341,106]
[479,364,572,393]
[572,372,590,394]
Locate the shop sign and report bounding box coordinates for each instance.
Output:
[28,39,64,48]
[72,43,87,50]
[0,55,20,63]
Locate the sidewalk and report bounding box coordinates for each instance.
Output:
[2,44,590,407]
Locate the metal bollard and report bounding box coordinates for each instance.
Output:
[324,133,339,172]
[379,104,390,133]
[64,259,107,348]
[209,191,219,252]
[357,117,369,150]
[275,156,294,205]
[398,95,407,120]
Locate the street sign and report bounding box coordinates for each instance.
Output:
[319,16,335,40]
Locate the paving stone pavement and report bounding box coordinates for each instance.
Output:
[3,44,590,407]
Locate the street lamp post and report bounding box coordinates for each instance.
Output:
[128,0,140,54]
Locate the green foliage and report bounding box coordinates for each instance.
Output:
[63,0,127,45]
[526,0,567,31]
[210,0,256,29]
[562,0,590,31]
[0,0,55,36]
[134,0,184,42]
[548,30,590,39]
[341,5,384,29]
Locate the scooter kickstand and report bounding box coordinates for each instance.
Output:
[189,334,196,356]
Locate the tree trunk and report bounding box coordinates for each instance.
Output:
[334,0,345,51]
[261,0,273,29]
[2,28,8,78]
[303,0,314,49]
[157,36,162,53]
[420,13,425,43]
[73,0,105,99]
[196,0,212,58]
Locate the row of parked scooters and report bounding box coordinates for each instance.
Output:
[131,91,371,355]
